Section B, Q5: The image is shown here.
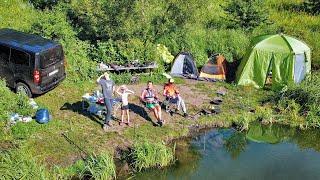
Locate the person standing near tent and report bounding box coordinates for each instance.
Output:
[163,78,188,117]
[97,72,115,131]
[140,81,164,126]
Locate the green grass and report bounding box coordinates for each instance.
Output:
[1,74,317,178]
[81,152,116,180]
[0,149,49,179]
[130,140,175,172]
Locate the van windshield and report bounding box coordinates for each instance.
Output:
[40,45,63,69]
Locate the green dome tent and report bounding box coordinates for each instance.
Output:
[236,34,311,90]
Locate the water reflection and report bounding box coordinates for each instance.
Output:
[133,122,320,180]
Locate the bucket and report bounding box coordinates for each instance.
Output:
[35,109,50,124]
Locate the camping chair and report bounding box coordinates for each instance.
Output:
[162,97,179,115]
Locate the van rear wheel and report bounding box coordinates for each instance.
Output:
[16,82,32,97]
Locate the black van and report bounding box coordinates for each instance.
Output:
[0,28,66,97]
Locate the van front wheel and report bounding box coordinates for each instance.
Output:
[16,82,32,97]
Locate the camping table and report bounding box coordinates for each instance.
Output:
[97,63,158,72]
[82,93,122,117]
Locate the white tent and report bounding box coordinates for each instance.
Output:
[170,52,199,77]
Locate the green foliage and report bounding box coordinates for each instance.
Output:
[29,0,59,10]
[224,0,270,30]
[256,106,273,122]
[0,0,39,31]
[303,0,320,15]
[81,153,116,180]
[0,80,33,121]
[0,150,48,179]
[269,73,320,127]
[30,6,98,82]
[130,141,175,172]
[225,132,247,159]
[0,80,18,120]
[11,121,43,139]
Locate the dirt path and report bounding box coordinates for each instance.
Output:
[99,79,212,132]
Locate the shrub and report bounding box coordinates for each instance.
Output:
[0,80,33,121]
[30,6,98,82]
[304,0,320,15]
[223,0,270,30]
[130,141,175,172]
[29,0,59,10]
[269,73,320,127]
[80,153,116,180]
[0,150,49,179]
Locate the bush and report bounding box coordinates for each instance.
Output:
[269,73,320,127]
[0,80,34,121]
[0,150,49,179]
[304,0,320,15]
[30,6,98,82]
[80,153,116,180]
[130,141,175,172]
[223,0,270,30]
[29,0,59,10]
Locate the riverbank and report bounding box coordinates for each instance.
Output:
[131,122,320,180]
[0,77,316,178]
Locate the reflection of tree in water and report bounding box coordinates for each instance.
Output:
[225,132,247,159]
[171,140,202,178]
[293,128,320,152]
[246,121,295,144]
[224,122,297,159]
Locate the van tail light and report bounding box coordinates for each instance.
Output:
[33,70,41,84]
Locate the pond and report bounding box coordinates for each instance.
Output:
[132,122,320,180]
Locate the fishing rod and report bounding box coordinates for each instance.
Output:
[61,132,89,160]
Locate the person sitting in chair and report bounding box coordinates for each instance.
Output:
[163,78,188,117]
[140,81,164,125]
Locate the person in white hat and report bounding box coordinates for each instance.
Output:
[116,85,134,126]
[97,72,115,130]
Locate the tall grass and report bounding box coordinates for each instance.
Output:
[269,73,320,127]
[0,150,49,179]
[130,141,175,172]
[80,152,116,180]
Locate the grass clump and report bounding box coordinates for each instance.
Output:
[0,150,48,179]
[268,73,320,127]
[80,152,116,180]
[0,80,34,121]
[130,141,175,172]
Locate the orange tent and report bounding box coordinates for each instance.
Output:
[199,54,227,80]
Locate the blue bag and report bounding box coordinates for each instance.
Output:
[35,109,50,124]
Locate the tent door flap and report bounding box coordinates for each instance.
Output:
[294,54,306,83]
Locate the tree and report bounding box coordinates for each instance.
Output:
[29,0,60,10]
[304,0,320,15]
[223,0,269,30]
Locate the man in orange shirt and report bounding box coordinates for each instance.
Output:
[163,78,188,117]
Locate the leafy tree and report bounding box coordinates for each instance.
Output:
[29,0,61,10]
[304,0,320,15]
[223,0,269,30]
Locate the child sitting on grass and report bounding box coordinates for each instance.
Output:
[116,85,134,126]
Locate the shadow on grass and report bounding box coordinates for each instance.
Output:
[129,103,159,127]
[60,102,104,126]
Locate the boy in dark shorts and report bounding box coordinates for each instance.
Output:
[116,85,134,126]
